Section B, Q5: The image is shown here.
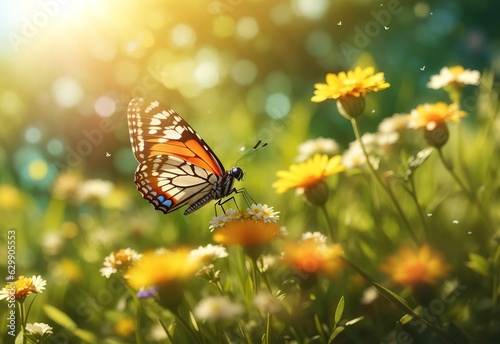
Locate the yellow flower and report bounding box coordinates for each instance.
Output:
[427,65,480,89]
[281,240,345,279]
[0,184,23,211]
[0,275,47,301]
[126,249,201,290]
[115,317,135,337]
[272,154,344,194]
[311,66,390,102]
[380,244,452,287]
[51,171,83,202]
[408,102,466,131]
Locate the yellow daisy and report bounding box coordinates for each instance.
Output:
[272,154,345,194]
[311,66,390,102]
[126,249,201,290]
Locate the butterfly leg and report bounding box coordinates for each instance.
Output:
[233,188,256,207]
[213,188,257,216]
[214,196,240,216]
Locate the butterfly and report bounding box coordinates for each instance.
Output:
[127,97,244,215]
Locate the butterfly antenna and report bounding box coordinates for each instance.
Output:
[236,140,267,165]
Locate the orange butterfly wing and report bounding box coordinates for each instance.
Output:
[127,98,227,214]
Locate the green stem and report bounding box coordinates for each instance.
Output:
[265,313,271,344]
[320,204,335,241]
[436,148,495,235]
[408,176,430,242]
[133,295,143,344]
[18,301,26,344]
[350,118,420,246]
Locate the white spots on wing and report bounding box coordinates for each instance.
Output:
[453,220,459,224]
[163,129,182,140]
[150,117,162,126]
[175,126,185,135]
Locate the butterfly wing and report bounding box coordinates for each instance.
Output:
[127,97,226,214]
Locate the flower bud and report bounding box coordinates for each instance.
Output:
[304,181,329,207]
[424,122,449,148]
[337,95,366,120]
[157,281,185,311]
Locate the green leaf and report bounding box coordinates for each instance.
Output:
[44,305,97,343]
[345,316,364,326]
[189,311,199,332]
[328,326,345,344]
[43,304,78,330]
[372,282,415,315]
[466,253,490,277]
[313,314,326,337]
[15,329,23,344]
[73,328,97,343]
[334,297,344,325]
[407,148,433,173]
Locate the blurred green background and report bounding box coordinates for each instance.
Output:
[0,0,498,195]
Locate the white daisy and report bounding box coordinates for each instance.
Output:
[78,179,114,203]
[295,137,340,162]
[190,244,228,262]
[300,231,328,244]
[100,248,142,278]
[427,66,480,89]
[246,203,280,223]
[194,296,244,322]
[25,322,53,338]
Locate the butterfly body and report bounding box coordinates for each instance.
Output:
[127,98,243,215]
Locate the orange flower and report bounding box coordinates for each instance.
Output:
[0,275,46,301]
[213,220,280,247]
[408,102,466,131]
[281,240,344,279]
[380,244,452,287]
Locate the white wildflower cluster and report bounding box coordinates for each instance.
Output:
[342,114,410,170]
[209,204,280,230]
[427,66,480,89]
[99,248,142,278]
[190,244,228,262]
[295,137,340,162]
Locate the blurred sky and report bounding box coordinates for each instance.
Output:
[0,0,498,192]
